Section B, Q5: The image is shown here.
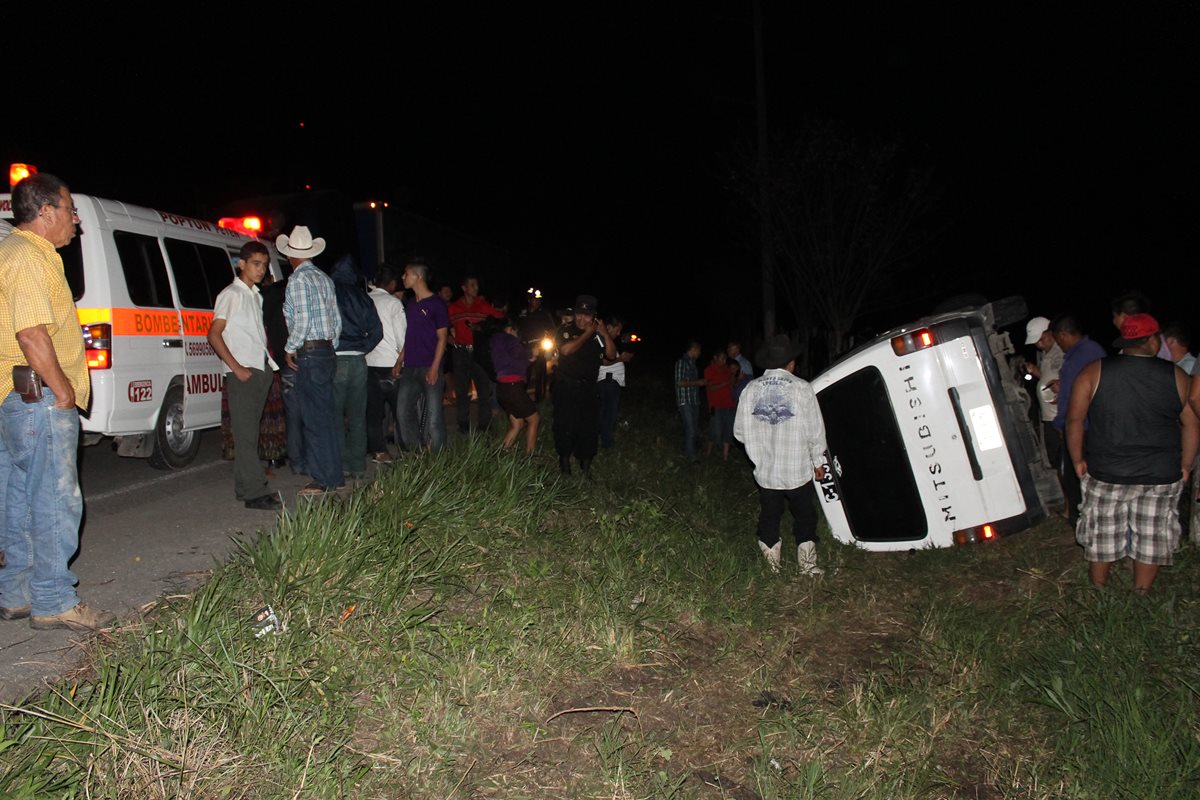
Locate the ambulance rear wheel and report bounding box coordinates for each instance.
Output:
[149,386,200,470]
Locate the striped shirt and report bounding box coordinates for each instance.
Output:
[674,354,699,407]
[283,260,341,353]
[0,229,90,406]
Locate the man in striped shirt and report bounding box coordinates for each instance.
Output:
[280,226,343,495]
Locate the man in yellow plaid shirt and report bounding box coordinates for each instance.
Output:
[0,173,114,632]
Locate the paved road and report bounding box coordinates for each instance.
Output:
[0,432,367,703]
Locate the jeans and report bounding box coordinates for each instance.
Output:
[757,485,819,548]
[597,376,622,449]
[366,366,400,454]
[227,367,273,500]
[294,346,343,488]
[0,389,82,616]
[679,403,699,463]
[281,364,305,474]
[333,354,369,474]
[396,366,446,453]
[452,346,494,433]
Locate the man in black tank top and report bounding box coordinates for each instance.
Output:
[1066,314,1198,590]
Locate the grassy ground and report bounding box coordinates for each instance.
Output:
[2,386,1199,799]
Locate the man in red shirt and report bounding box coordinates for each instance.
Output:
[704,350,736,460]
[447,276,504,434]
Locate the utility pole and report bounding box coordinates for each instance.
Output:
[753,0,775,339]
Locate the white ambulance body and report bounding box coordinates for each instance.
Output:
[811,298,1062,551]
[0,192,283,468]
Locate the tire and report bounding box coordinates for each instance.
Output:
[148,385,201,469]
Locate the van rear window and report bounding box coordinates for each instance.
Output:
[817,366,928,542]
[165,238,236,309]
[114,231,173,308]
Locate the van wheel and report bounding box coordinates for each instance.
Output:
[149,386,201,469]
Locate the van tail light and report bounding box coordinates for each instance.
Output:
[953,523,998,546]
[83,323,111,370]
[891,328,936,356]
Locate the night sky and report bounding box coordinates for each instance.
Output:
[6,3,1196,357]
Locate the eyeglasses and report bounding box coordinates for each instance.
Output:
[47,203,79,216]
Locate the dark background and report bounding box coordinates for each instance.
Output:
[5,3,1196,363]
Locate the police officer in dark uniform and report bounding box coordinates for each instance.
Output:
[553,294,615,475]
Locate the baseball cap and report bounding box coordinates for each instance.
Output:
[1112,313,1160,348]
[1024,316,1051,345]
[574,295,598,314]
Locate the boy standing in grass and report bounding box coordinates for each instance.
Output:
[733,335,829,575]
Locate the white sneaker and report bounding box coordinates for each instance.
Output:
[759,541,781,572]
[797,541,824,576]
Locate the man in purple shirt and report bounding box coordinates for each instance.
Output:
[396,259,449,453]
[1051,313,1107,526]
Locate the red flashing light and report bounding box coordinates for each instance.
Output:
[981,525,995,540]
[920,331,933,347]
[217,216,265,237]
[9,163,37,187]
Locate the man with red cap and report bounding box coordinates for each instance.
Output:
[1066,314,1198,591]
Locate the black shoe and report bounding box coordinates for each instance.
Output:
[559,456,571,476]
[245,494,283,511]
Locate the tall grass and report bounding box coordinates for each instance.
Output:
[2,388,1199,798]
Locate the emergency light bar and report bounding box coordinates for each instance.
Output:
[217,216,264,237]
[9,163,37,187]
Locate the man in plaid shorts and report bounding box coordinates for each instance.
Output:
[1066,314,1198,590]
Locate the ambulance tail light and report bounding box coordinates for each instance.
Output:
[952,523,998,547]
[82,323,111,370]
[891,328,936,356]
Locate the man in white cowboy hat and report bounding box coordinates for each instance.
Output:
[733,334,829,575]
[279,225,343,496]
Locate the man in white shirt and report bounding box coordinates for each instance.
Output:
[366,264,407,463]
[208,242,281,510]
[733,334,828,574]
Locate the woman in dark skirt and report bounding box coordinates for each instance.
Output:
[490,318,540,453]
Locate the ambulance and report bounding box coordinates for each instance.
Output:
[811,297,1063,551]
[1,179,283,469]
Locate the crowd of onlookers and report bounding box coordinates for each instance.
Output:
[1020,294,1197,591]
[215,229,596,503]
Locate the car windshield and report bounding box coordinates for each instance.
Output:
[818,366,928,542]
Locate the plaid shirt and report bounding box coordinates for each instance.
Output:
[283,260,341,353]
[674,354,699,407]
[0,229,90,406]
[733,368,828,490]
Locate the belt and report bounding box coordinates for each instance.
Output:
[455,344,474,352]
[300,339,332,351]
